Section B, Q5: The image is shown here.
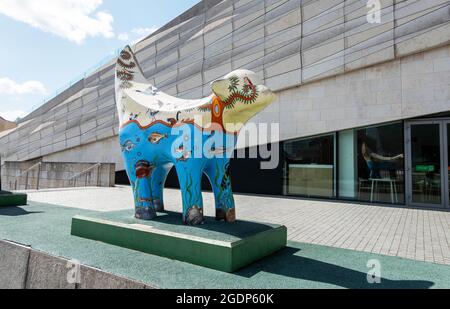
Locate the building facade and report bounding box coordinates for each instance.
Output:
[1,0,450,209]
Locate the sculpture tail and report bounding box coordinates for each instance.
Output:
[116,45,148,87]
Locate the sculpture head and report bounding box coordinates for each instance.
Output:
[210,70,277,131]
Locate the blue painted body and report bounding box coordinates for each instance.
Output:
[119,121,237,225]
[115,46,276,225]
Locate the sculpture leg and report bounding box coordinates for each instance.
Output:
[204,160,236,223]
[175,164,204,225]
[133,161,157,220]
[150,164,172,212]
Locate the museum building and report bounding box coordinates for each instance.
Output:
[1,0,450,209]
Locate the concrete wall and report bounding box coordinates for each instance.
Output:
[0,0,449,165]
[0,240,155,289]
[244,44,450,146]
[1,161,116,191]
[43,136,124,170]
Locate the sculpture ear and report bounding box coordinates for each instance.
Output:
[210,78,228,99]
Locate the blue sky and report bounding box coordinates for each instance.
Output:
[0,0,200,121]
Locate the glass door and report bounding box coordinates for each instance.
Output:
[446,121,450,208]
[406,121,446,208]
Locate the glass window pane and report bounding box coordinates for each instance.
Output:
[357,123,405,204]
[411,124,441,205]
[448,124,450,204]
[339,130,357,199]
[284,135,335,198]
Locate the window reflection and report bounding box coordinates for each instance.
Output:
[357,123,405,204]
[284,135,335,198]
[282,123,405,204]
[410,124,441,204]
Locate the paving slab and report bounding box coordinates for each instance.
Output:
[0,202,449,289]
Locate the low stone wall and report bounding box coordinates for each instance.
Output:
[1,161,115,191]
[0,240,156,289]
[0,191,27,207]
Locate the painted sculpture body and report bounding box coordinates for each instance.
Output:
[115,46,276,225]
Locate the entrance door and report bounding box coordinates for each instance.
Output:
[406,121,449,208]
[446,121,450,207]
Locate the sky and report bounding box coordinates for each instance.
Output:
[0,0,200,121]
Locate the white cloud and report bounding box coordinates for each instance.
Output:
[0,77,47,95]
[0,110,26,122]
[118,27,158,44]
[117,33,130,42]
[0,0,114,44]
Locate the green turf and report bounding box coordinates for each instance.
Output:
[1,202,449,289]
[0,191,27,207]
[71,210,287,272]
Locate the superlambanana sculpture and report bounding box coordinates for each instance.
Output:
[115,46,277,225]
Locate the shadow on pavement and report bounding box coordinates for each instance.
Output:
[237,247,434,289]
[0,206,43,217]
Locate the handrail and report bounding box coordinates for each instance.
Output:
[15,162,42,178]
[69,163,102,181]
[69,163,102,187]
[11,162,104,191]
[13,162,42,190]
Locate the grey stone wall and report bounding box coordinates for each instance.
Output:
[1,161,115,191]
[0,240,154,289]
[0,0,449,164]
[242,44,450,146]
[42,136,124,170]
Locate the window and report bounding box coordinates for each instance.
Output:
[283,134,335,198]
[356,123,405,204]
[283,123,405,205]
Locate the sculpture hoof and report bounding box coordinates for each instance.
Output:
[226,208,236,223]
[135,207,157,220]
[185,206,204,225]
[215,208,226,221]
[153,199,164,212]
[215,208,236,223]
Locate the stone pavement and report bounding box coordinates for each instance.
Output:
[24,186,450,266]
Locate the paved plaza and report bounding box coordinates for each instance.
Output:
[23,186,450,266]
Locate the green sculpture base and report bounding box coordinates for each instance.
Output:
[71,210,287,273]
[0,191,28,207]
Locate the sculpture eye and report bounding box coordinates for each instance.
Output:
[122,140,136,153]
